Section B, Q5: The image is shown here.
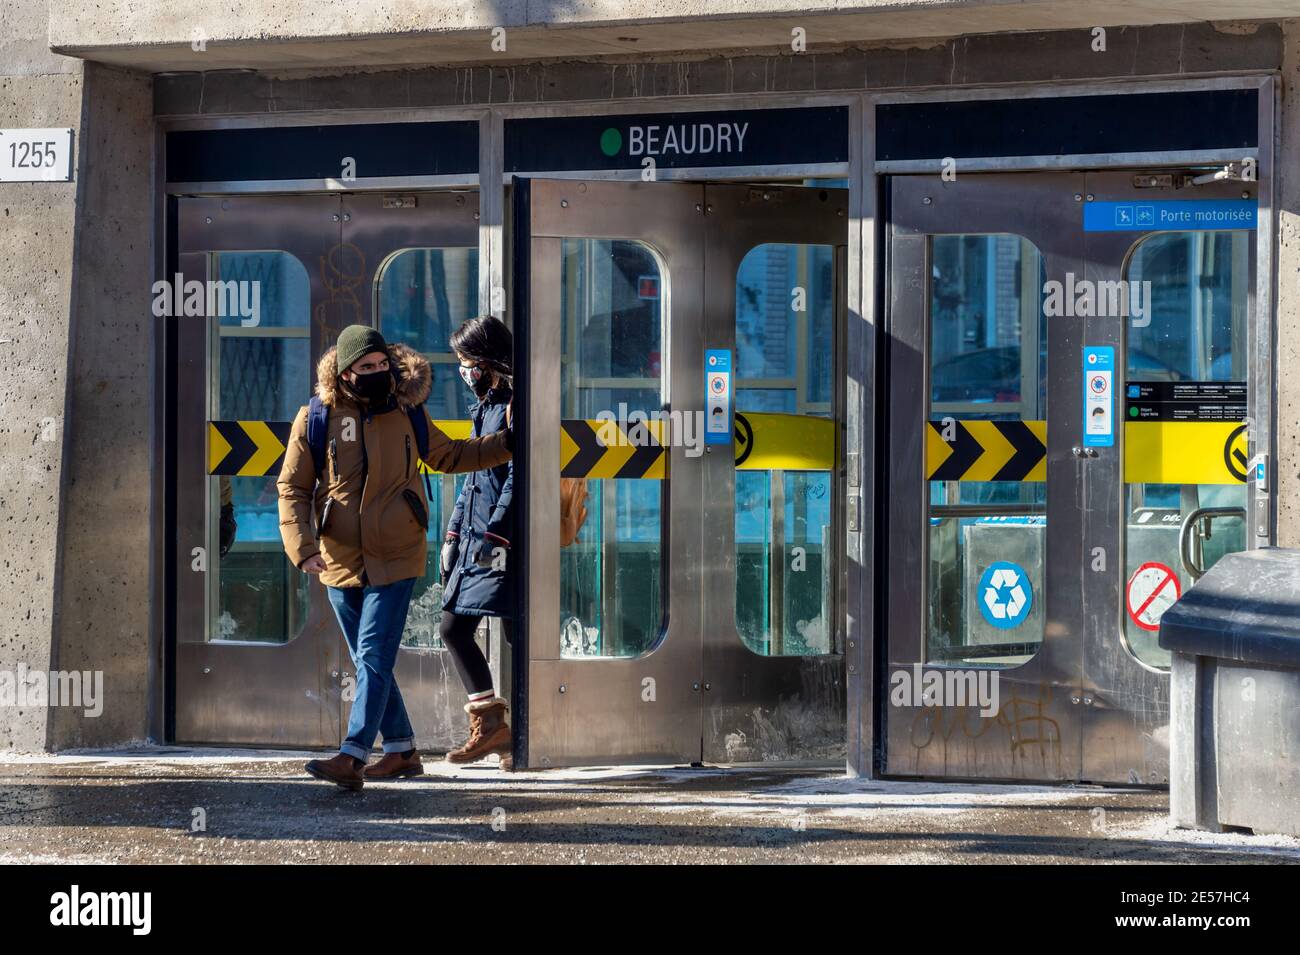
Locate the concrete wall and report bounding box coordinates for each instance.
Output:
[152,20,1285,115]
[0,0,153,752]
[45,62,154,750]
[46,1,1300,71]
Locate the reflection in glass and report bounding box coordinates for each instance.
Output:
[1123,231,1250,668]
[210,251,312,643]
[927,235,1047,668]
[559,239,665,659]
[735,243,836,656]
[374,247,481,648]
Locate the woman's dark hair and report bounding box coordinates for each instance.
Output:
[450,315,513,385]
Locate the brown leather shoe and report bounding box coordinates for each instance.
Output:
[305,752,365,791]
[446,698,512,764]
[364,750,424,780]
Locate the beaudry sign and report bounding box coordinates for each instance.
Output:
[505,107,848,173]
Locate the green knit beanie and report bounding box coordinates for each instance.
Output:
[335,325,389,374]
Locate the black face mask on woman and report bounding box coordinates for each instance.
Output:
[350,369,392,403]
[459,363,493,398]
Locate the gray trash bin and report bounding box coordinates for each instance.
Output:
[1159,547,1300,837]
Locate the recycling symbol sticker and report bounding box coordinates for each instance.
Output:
[977,560,1033,629]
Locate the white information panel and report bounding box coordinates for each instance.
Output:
[0,128,73,182]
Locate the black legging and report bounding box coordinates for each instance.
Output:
[439,611,494,696]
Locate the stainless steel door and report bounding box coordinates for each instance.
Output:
[886,173,1086,782]
[523,178,706,766]
[175,191,485,750]
[519,178,847,768]
[700,184,847,764]
[1079,170,1255,784]
[884,171,1256,784]
[176,194,344,746]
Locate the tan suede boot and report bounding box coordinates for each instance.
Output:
[363,750,424,780]
[446,698,512,764]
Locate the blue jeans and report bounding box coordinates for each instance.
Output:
[326,577,417,761]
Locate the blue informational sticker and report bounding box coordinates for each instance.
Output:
[704,349,732,446]
[977,560,1034,630]
[1083,346,1115,448]
[1083,199,1256,232]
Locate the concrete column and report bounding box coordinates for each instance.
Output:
[1277,20,1300,548]
[0,0,154,751]
[0,0,84,752]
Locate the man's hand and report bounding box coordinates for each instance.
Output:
[300,555,327,575]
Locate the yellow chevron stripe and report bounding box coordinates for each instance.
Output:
[239,420,286,477]
[207,423,232,475]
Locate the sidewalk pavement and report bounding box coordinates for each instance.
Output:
[1,748,1297,864]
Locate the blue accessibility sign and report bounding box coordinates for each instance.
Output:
[977,560,1034,629]
[1083,199,1256,232]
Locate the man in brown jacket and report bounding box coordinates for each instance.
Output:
[278,324,512,790]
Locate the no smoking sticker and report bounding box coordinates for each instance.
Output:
[1126,561,1182,632]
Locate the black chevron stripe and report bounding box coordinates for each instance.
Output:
[992,420,1046,482]
[615,427,665,478]
[263,421,293,475]
[211,421,257,476]
[928,419,982,481]
[562,420,604,477]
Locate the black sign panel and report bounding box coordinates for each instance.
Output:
[877,89,1257,162]
[1126,380,1247,422]
[504,107,849,173]
[166,121,479,183]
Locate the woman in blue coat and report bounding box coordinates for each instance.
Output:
[438,315,516,765]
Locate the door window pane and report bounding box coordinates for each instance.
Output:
[735,243,836,656]
[210,251,311,643]
[927,235,1047,668]
[1122,231,1250,668]
[560,239,665,658]
[374,247,482,649]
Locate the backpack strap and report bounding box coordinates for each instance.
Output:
[306,395,330,480]
[406,404,434,500]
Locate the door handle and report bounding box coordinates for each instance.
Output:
[1178,506,1247,581]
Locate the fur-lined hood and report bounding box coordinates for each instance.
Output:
[315,341,432,410]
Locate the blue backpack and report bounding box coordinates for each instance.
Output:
[306,394,433,499]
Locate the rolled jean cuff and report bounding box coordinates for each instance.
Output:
[339,742,369,761]
[382,737,415,754]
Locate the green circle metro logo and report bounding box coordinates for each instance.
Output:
[599,127,623,157]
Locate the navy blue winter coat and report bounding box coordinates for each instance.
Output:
[441,385,514,618]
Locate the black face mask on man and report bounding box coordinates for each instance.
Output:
[350,368,392,403]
